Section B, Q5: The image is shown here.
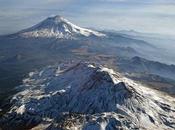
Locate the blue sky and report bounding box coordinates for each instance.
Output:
[0,0,175,35]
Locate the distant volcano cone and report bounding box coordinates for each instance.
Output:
[18,15,106,39]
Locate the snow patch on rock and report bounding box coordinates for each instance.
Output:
[0,63,175,130]
[19,15,106,39]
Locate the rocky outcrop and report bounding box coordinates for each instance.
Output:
[0,63,175,130]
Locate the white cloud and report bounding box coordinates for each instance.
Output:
[42,0,72,4]
[0,0,175,36]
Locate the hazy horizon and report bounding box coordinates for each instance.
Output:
[0,0,175,36]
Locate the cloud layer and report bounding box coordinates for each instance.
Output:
[0,0,175,35]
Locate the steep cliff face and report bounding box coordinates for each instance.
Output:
[1,63,175,130]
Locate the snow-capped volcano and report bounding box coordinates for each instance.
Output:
[19,15,106,39]
[1,63,175,130]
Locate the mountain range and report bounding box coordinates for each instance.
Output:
[0,15,175,130]
[0,15,158,102]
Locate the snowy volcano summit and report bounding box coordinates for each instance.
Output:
[18,15,106,39]
[1,63,175,130]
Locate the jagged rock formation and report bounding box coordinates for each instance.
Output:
[0,63,175,130]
